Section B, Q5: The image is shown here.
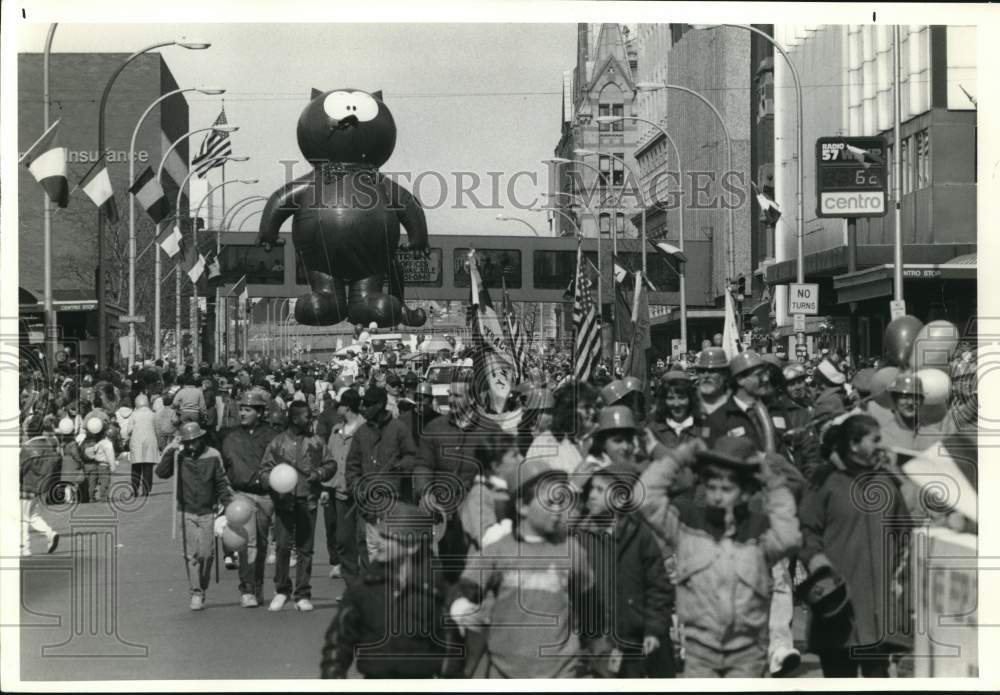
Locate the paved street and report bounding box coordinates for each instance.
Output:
[20,473,345,680]
[18,473,832,681]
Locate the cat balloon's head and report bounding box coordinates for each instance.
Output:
[297,88,396,167]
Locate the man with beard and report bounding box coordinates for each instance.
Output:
[692,348,730,443]
[221,390,280,607]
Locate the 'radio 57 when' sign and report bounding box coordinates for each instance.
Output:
[816,136,888,218]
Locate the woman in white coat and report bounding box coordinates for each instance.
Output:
[123,394,160,498]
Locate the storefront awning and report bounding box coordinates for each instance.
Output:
[833,258,977,304]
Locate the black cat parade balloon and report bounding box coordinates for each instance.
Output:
[257,88,428,327]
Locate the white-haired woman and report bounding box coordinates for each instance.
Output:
[124,394,160,498]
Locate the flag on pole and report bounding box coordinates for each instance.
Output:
[573,243,602,382]
[751,181,782,225]
[192,108,232,178]
[79,159,119,224]
[466,250,519,377]
[20,119,69,207]
[205,249,222,283]
[722,287,742,360]
[844,142,883,169]
[500,275,528,382]
[184,243,206,282]
[158,224,183,258]
[625,270,651,388]
[129,166,168,223]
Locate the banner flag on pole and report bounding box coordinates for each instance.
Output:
[625,270,651,389]
[158,224,183,258]
[20,119,69,208]
[192,108,232,178]
[79,161,119,224]
[500,275,528,383]
[722,287,742,360]
[130,166,168,223]
[466,249,519,380]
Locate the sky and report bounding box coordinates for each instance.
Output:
[15,21,577,238]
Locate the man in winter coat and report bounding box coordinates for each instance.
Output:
[346,387,419,570]
[155,422,234,610]
[259,400,336,612]
[221,389,280,608]
[20,416,61,556]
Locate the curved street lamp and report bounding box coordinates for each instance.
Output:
[97,38,211,367]
[153,124,239,359]
[495,214,540,236]
[127,86,224,365]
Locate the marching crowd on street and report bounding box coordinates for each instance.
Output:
[17,332,979,679]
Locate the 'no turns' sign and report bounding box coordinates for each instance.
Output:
[789,283,819,315]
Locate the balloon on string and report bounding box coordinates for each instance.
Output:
[916,368,951,406]
[883,315,924,367]
[225,496,254,527]
[870,366,899,409]
[269,463,298,494]
[911,320,960,372]
[222,523,249,551]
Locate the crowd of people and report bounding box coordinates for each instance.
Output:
[17,330,978,679]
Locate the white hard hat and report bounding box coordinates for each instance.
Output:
[85,417,105,435]
[57,418,75,436]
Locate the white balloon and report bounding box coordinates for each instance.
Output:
[269,463,298,494]
[916,368,951,406]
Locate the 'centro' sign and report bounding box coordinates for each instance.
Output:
[820,191,885,214]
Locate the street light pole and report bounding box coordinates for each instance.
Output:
[97,38,210,368]
[128,86,224,366]
[42,24,57,372]
[153,123,238,360]
[597,116,689,353]
[892,25,904,303]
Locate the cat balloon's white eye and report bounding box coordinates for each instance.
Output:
[323,91,379,123]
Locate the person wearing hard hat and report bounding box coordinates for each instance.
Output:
[221,389,281,608]
[702,350,769,451]
[812,358,849,422]
[155,421,235,611]
[600,376,647,424]
[692,348,731,425]
[576,405,642,482]
[879,372,943,453]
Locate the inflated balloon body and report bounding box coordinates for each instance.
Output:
[870,366,899,409]
[883,315,924,367]
[222,523,249,551]
[225,496,254,527]
[257,88,428,328]
[911,320,960,372]
[916,368,951,406]
[269,463,298,494]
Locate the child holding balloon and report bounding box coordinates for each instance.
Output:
[156,421,235,611]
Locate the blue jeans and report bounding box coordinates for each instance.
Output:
[236,493,273,600]
[182,512,215,597]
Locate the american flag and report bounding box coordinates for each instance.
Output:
[500,274,527,382]
[192,108,232,178]
[573,242,602,382]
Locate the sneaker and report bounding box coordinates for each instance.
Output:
[295,598,314,612]
[190,594,205,611]
[266,550,276,565]
[240,593,259,608]
[224,554,237,570]
[770,647,801,677]
[47,533,60,554]
[268,594,288,612]
[328,564,342,579]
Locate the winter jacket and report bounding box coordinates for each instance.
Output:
[457,474,509,550]
[813,386,848,422]
[172,386,206,421]
[20,434,61,498]
[124,405,160,463]
[770,396,823,480]
[259,429,336,501]
[702,395,766,451]
[413,414,501,504]
[221,425,279,494]
[60,440,86,484]
[324,419,363,500]
[153,406,178,450]
[319,558,462,679]
[636,452,801,654]
[574,512,673,647]
[345,411,419,518]
[154,443,234,515]
[799,459,914,652]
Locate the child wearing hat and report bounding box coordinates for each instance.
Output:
[81,416,117,502]
[319,502,462,679]
[453,457,594,678]
[636,437,801,678]
[155,421,235,611]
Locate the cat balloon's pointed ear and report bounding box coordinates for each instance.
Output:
[371,90,383,101]
[311,88,324,100]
